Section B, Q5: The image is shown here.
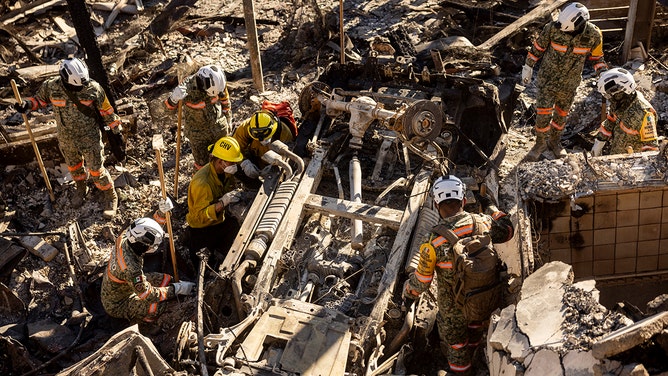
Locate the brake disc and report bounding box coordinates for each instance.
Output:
[298,81,332,115]
[173,320,195,368]
[399,100,443,140]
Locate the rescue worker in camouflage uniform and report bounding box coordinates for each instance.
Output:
[101,217,196,322]
[591,67,659,156]
[403,176,514,375]
[165,64,232,170]
[185,136,244,267]
[15,57,121,218]
[522,2,608,161]
[233,108,296,179]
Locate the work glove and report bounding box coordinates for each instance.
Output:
[521,65,533,85]
[474,190,495,211]
[591,139,605,157]
[14,100,31,114]
[402,280,419,301]
[172,281,196,296]
[110,123,123,135]
[158,197,174,213]
[169,85,187,103]
[240,159,260,179]
[220,189,243,207]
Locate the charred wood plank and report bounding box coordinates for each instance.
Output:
[304,193,403,230]
[147,0,198,37]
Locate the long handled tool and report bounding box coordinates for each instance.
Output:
[152,134,179,282]
[10,79,55,202]
[173,101,183,198]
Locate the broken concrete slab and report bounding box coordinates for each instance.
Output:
[592,311,668,359]
[562,350,597,376]
[28,319,76,354]
[524,348,562,376]
[18,235,59,262]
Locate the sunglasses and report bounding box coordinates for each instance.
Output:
[250,127,272,141]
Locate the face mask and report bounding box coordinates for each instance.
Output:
[224,164,238,174]
[260,139,271,146]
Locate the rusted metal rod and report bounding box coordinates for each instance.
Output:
[196,248,210,376]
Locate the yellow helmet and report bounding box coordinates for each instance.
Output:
[248,110,279,141]
[209,136,243,162]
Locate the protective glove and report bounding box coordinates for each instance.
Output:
[14,100,31,114]
[591,139,606,157]
[111,123,123,135]
[402,280,419,301]
[158,197,174,213]
[240,159,260,179]
[220,189,243,207]
[169,85,187,103]
[173,281,196,296]
[474,190,494,211]
[521,65,533,85]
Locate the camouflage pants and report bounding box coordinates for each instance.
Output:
[534,84,578,136]
[185,119,229,168]
[60,135,113,191]
[104,272,172,322]
[436,287,483,374]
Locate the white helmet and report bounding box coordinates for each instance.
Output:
[196,65,227,96]
[125,218,164,253]
[597,68,637,98]
[59,58,90,87]
[432,175,466,204]
[557,2,589,32]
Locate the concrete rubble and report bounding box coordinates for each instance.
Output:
[487,261,668,376]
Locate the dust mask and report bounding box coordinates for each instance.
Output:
[224,164,238,174]
[260,139,271,146]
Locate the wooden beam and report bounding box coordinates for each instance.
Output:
[476,0,568,50]
[304,193,403,230]
[622,0,656,63]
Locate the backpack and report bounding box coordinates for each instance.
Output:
[261,100,298,138]
[432,213,502,322]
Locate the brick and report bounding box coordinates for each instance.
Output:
[660,239,668,255]
[593,260,614,276]
[550,216,571,233]
[568,230,593,248]
[572,213,593,231]
[572,246,593,263]
[662,207,668,223]
[617,192,640,211]
[615,258,636,274]
[639,208,662,225]
[550,248,571,263]
[660,254,668,269]
[636,256,658,272]
[594,211,617,229]
[572,262,593,278]
[616,226,638,243]
[640,190,663,209]
[595,194,617,213]
[639,224,660,241]
[616,210,639,227]
[637,240,659,257]
[593,228,616,245]
[549,232,571,249]
[574,195,594,211]
[615,243,637,259]
[594,244,615,260]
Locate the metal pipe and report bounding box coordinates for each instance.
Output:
[269,140,305,179]
[133,346,156,376]
[262,150,292,178]
[196,249,210,376]
[232,259,256,319]
[333,165,345,199]
[387,301,416,355]
[350,155,363,249]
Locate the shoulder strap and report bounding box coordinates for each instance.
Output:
[432,224,459,245]
[63,88,98,120]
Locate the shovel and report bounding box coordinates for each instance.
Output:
[152,134,179,282]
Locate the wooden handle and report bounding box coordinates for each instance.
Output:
[155,143,179,282]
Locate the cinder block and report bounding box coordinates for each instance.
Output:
[593,260,614,276]
[640,190,663,209]
[572,262,593,278]
[549,232,571,249]
[636,256,658,272]
[617,210,639,227]
[595,194,617,213]
[639,223,661,241]
[617,192,640,211]
[637,240,659,257]
[550,248,571,263]
[594,211,617,229]
[660,254,668,269]
[616,226,638,243]
[593,228,616,245]
[639,208,662,225]
[615,242,637,259]
[594,244,615,260]
[550,216,571,233]
[615,257,636,274]
[573,213,593,231]
[572,246,593,263]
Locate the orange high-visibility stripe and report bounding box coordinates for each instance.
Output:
[52,98,67,107]
[572,47,590,55]
[68,161,84,171]
[437,261,453,269]
[550,120,564,131]
[80,100,94,106]
[533,40,546,52]
[619,121,639,135]
[432,236,447,247]
[536,107,553,115]
[554,105,568,117]
[594,62,608,71]
[107,120,121,129]
[116,235,127,270]
[536,124,551,133]
[160,274,171,287]
[99,107,114,116]
[607,114,617,122]
[165,98,177,111]
[527,52,539,62]
[138,289,150,300]
[148,303,158,314]
[453,224,473,237]
[550,42,567,52]
[598,124,612,137]
[186,101,206,109]
[450,339,469,349]
[106,264,125,283]
[492,211,506,220]
[95,181,112,190]
[642,145,658,151]
[449,363,472,372]
[415,272,433,283]
[89,168,102,177]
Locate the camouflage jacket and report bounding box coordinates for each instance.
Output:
[186,162,236,228]
[526,21,607,91]
[28,77,120,142]
[101,236,174,306]
[164,76,231,132]
[597,92,658,154]
[407,205,514,301]
[232,117,295,165]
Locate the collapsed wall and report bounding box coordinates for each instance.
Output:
[486,261,668,375]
